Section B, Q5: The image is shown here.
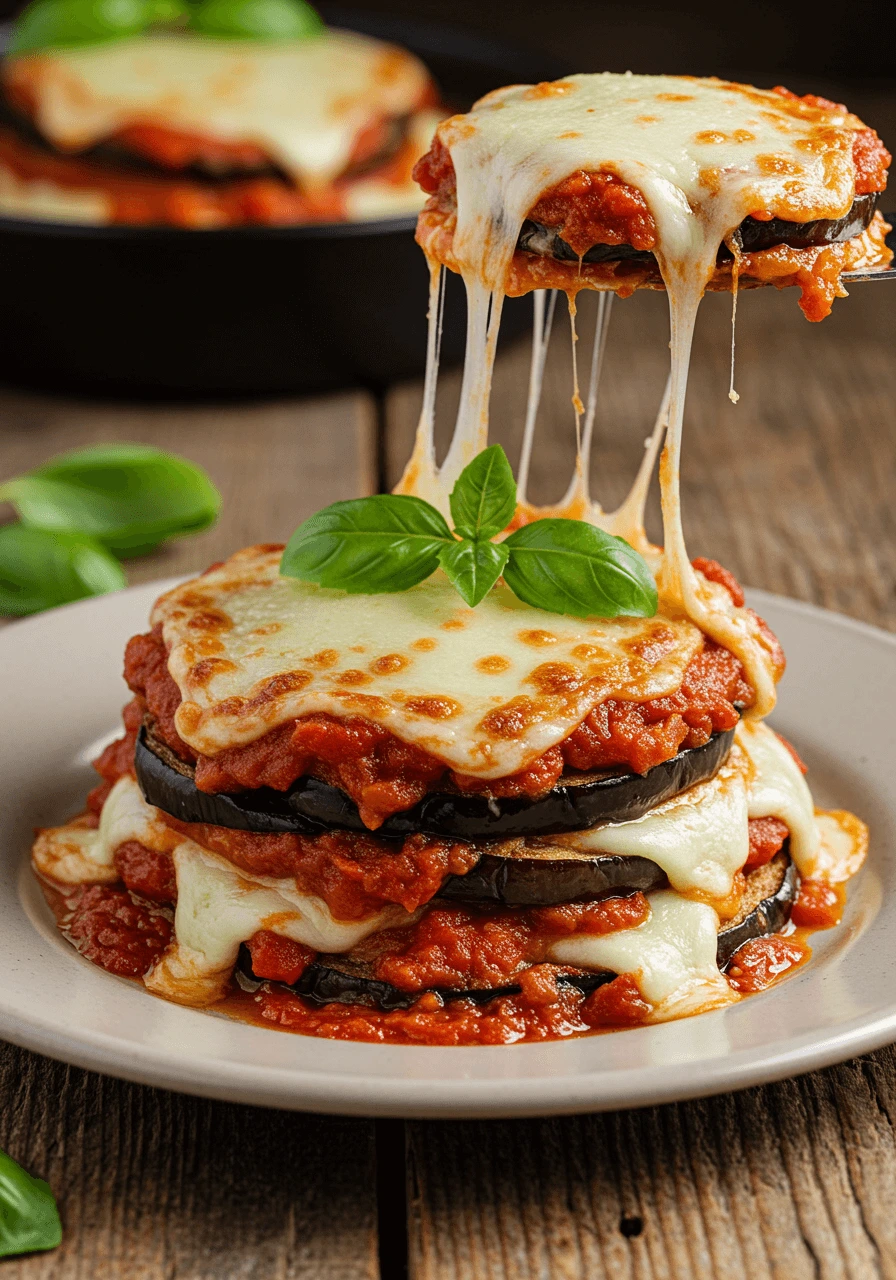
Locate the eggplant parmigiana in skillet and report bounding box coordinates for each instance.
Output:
[33,73,886,1044]
[0,23,442,227]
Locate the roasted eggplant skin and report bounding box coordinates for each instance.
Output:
[237,946,616,1011]
[518,192,879,266]
[439,849,667,906]
[240,853,799,1012]
[716,853,798,969]
[136,723,735,840]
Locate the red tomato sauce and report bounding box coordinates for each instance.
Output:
[113,840,178,904]
[251,972,651,1045]
[156,815,480,918]
[123,614,761,829]
[790,879,844,929]
[369,895,648,991]
[62,884,173,978]
[725,934,808,993]
[745,816,789,869]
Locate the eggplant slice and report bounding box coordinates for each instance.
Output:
[439,845,667,906]
[716,850,798,969]
[239,851,799,1012]
[136,721,735,840]
[517,192,879,268]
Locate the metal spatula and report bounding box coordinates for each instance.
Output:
[843,214,896,281]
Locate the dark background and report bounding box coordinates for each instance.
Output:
[1,0,892,154]
[1,0,894,84]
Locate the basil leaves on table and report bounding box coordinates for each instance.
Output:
[282,444,658,620]
[0,443,220,616]
[0,525,126,616]
[8,0,323,53]
[0,1148,62,1259]
[1,443,221,557]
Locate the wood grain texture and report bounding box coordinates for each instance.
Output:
[392,279,896,1278]
[0,388,380,1279]
[0,1042,380,1280]
[0,387,377,585]
[408,1051,896,1280]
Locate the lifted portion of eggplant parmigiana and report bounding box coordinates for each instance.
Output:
[33,545,866,1044]
[414,74,891,321]
[32,71,879,1044]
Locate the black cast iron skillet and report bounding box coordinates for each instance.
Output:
[0,9,563,398]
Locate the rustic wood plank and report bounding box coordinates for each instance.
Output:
[0,388,381,1279]
[390,278,896,1276]
[0,1042,380,1280]
[0,386,377,585]
[407,1053,896,1280]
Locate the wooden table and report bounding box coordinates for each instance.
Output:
[1,275,895,1279]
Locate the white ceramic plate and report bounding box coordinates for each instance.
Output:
[1,581,894,1118]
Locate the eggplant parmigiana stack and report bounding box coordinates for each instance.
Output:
[0,28,442,227]
[33,72,881,1045]
[34,546,866,1044]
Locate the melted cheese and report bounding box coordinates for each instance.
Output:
[5,29,432,188]
[542,719,865,905]
[147,842,403,1005]
[153,543,704,776]
[400,75,886,718]
[32,774,172,882]
[33,776,406,1005]
[33,722,867,1015]
[555,745,751,902]
[549,890,736,1017]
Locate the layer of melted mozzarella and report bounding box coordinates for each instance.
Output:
[32,774,174,883]
[32,776,405,1005]
[5,30,432,188]
[555,745,751,902]
[147,842,403,1005]
[549,890,736,1018]
[152,543,703,776]
[554,719,864,901]
[402,75,874,715]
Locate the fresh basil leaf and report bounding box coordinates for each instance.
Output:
[281,494,452,594]
[449,444,517,541]
[503,518,658,619]
[0,443,220,557]
[189,0,323,40]
[0,525,126,616]
[0,1149,62,1258]
[438,537,509,608]
[8,0,158,54]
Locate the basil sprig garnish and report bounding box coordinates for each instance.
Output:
[281,445,658,619]
[0,443,220,616]
[8,0,323,55]
[0,1148,62,1259]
